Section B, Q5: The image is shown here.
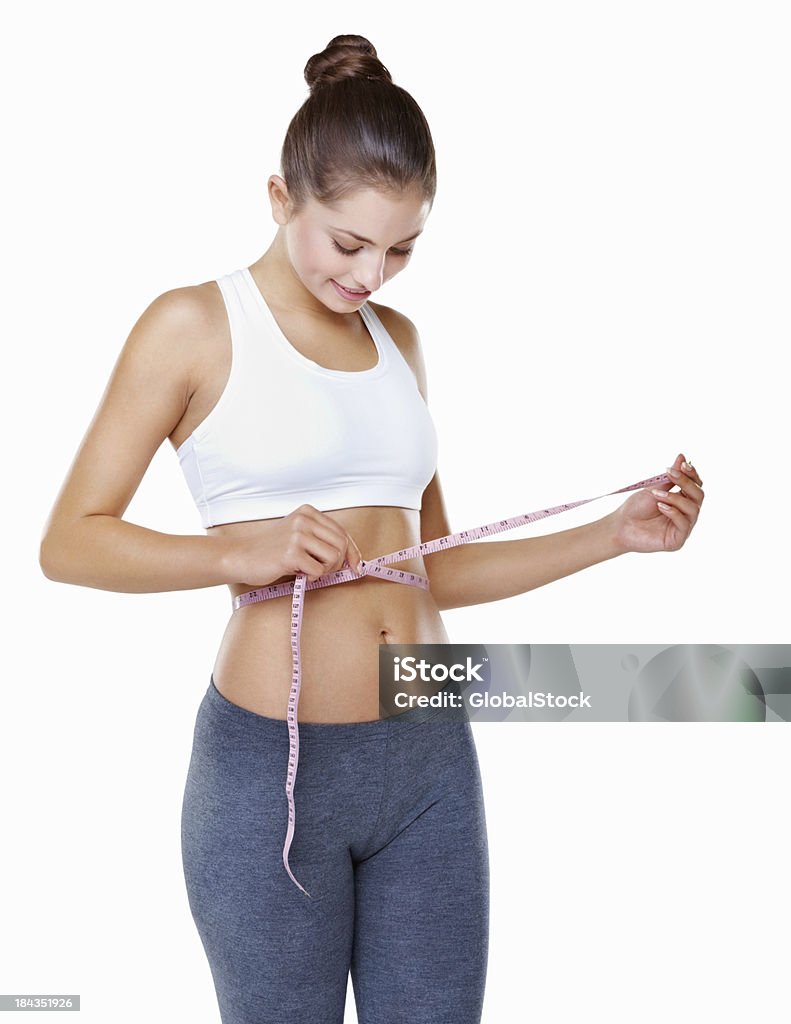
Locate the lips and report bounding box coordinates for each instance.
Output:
[332,279,370,297]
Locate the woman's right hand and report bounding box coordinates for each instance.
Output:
[222,504,365,587]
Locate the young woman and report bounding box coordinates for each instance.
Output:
[39,33,704,1024]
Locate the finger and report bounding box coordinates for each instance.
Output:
[347,537,365,574]
[299,510,365,576]
[294,553,331,582]
[655,499,691,539]
[297,510,352,560]
[679,475,704,503]
[298,532,346,576]
[651,487,700,524]
[680,457,703,486]
[666,467,704,503]
[668,475,704,503]
[312,516,365,574]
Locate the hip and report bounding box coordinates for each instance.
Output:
[181,673,485,905]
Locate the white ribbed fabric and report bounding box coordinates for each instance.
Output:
[175,268,438,527]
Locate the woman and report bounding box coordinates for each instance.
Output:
[39,33,704,1024]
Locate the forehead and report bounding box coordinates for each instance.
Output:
[310,189,430,235]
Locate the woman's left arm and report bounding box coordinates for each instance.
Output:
[421,457,705,612]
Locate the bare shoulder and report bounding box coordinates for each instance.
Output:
[367,301,429,400]
[133,277,225,378]
[39,276,228,529]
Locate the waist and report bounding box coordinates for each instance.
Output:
[229,553,428,604]
[214,576,448,723]
[223,574,444,655]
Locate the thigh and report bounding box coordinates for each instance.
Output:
[351,721,490,1024]
[180,688,357,1024]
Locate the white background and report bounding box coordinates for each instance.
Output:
[3,1,789,1021]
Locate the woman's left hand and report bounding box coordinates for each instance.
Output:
[607,453,705,554]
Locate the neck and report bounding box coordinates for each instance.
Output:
[249,231,352,326]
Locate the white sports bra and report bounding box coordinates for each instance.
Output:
[174,267,439,528]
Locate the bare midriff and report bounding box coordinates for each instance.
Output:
[208,505,449,723]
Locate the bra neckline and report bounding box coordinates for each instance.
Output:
[241,267,387,380]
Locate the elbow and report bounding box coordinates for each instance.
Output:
[39,530,75,583]
[39,534,64,581]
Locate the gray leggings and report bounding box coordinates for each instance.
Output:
[181,676,490,1024]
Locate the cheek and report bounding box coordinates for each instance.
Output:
[309,243,344,282]
[289,226,329,276]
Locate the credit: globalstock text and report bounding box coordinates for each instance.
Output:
[393,690,593,709]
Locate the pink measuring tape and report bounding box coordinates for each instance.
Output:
[231,469,673,897]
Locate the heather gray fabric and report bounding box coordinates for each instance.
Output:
[181,675,490,1024]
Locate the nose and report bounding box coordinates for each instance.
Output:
[353,253,387,293]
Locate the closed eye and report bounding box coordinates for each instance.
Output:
[332,239,413,258]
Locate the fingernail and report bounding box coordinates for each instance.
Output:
[652,489,670,498]
[666,466,681,479]
[356,561,364,575]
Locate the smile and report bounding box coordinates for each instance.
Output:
[331,280,371,300]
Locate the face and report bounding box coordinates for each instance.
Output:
[270,178,431,309]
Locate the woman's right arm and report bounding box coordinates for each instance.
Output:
[38,286,238,593]
[39,285,364,594]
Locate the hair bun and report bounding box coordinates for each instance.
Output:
[304,34,392,92]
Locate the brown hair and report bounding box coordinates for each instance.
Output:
[280,34,437,216]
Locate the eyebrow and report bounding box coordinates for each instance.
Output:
[329,225,423,245]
